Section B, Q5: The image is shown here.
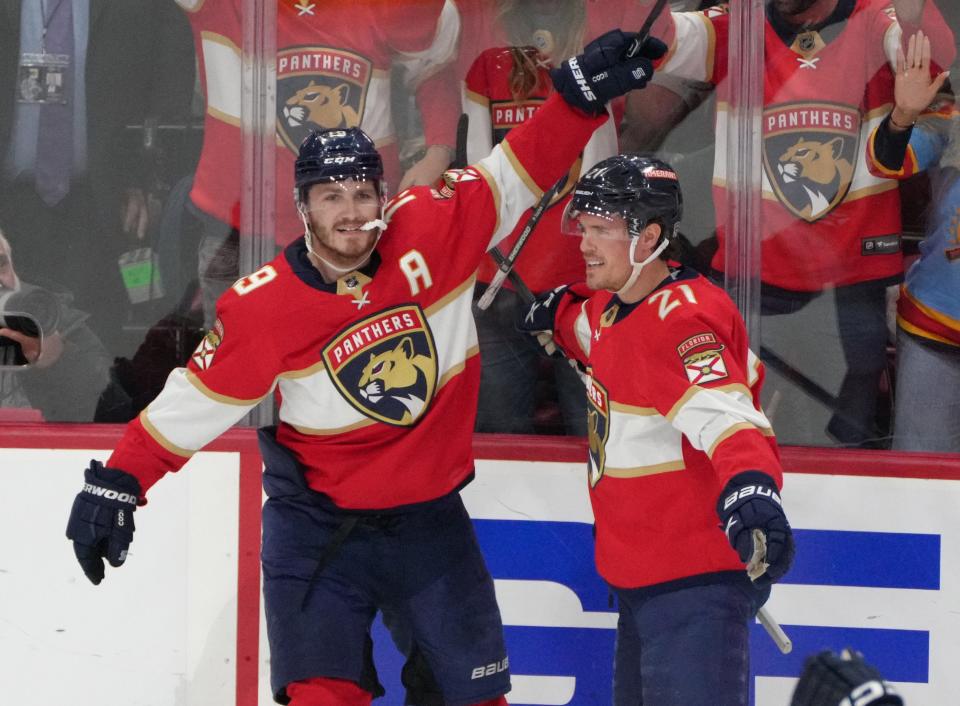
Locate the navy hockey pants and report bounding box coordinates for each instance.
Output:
[611,578,766,706]
[258,429,510,705]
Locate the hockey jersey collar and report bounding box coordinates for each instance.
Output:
[284,237,382,293]
[766,0,855,47]
[603,265,700,324]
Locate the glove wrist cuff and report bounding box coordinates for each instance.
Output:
[80,481,139,507]
[718,471,781,518]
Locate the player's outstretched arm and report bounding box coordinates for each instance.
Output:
[716,470,795,589]
[66,460,141,585]
[550,30,667,116]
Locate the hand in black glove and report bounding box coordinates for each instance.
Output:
[516,283,588,357]
[66,460,141,585]
[791,649,903,706]
[550,30,668,116]
[717,471,795,589]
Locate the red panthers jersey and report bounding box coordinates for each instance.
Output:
[176,0,460,243]
[109,95,606,510]
[463,47,619,292]
[553,268,782,589]
[458,1,646,293]
[654,1,955,291]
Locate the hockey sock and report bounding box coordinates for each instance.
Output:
[286,677,373,706]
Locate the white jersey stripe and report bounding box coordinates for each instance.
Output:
[670,385,773,454]
[142,368,259,452]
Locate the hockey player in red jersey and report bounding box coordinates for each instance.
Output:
[519,156,795,705]
[65,30,668,706]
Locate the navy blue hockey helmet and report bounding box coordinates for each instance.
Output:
[294,127,384,205]
[562,155,683,240]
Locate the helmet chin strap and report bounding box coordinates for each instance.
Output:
[614,237,669,297]
[298,210,387,275]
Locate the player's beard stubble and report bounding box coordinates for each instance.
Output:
[309,218,379,269]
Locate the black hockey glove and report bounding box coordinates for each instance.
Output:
[66,460,141,585]
[717,471,795,589]
[791,649,903,706]
[516,284,586,357]
[550,30,667,116]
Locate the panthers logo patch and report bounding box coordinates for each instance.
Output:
[586,373,609,488]
[276,47,372,153]
[322,305,438,426]
[762,102,859,222]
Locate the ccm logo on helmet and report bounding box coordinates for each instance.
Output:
[323,156,357,165]
[82,483,138,506]
[567,57,597,103]
[722,484,781,511]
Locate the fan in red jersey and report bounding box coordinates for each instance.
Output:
[626,0,956,448]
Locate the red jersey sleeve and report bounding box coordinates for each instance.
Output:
[636,295,781,489]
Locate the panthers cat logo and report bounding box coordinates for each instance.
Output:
[283,81,360,131]
[322,305,438,426]
[357,336,436,424]
[276,47,372,153]
[763,103,859,222]
[586,375,609,488]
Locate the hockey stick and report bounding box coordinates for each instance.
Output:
[477,176,566,310]
[758,606,793,654]
[477,0,672,312]
[488,247,537,304]
[452,112,469,170]
[625,0,671,59]
[748,529,792,654]
[455,111,543,305]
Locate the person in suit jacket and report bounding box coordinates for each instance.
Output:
[0,0,194,352]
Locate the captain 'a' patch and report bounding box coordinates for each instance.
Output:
[321,304,438,426]
[586,373,610,488]
[276,47,372,153]
[677,332,728,385]
[191,319,225,371]
[762,102,859,222]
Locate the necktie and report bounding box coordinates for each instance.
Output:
[35,0,74,207]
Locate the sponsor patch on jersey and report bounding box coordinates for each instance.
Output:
[321,304,438,426]
[191,319,225,371]
[861,234,901,256]
[682,345,728,385]
[276,47,372,153]
[762,102,860,222]
[586,372,609,488]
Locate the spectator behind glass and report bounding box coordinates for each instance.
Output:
[461,0,649,435]
[176,0,461,328]
[0,1,195,354]
[0,227,110,422]
[632,0,956,448]
[866,30,960,453]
